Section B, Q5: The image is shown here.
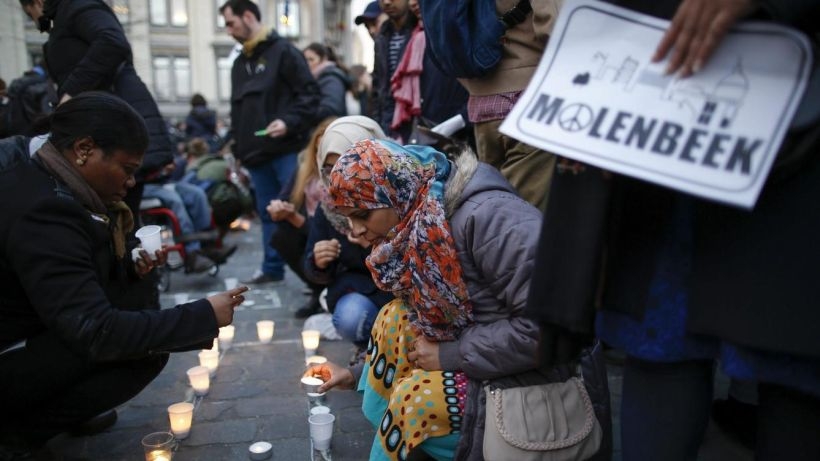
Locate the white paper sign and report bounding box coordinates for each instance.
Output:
[500,0,812,208]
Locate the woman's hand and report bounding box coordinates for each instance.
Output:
[134,248,167,277]
[304,362,356,393]
[652,0,755,77]
[313,238,341,269]
[207,286,248,327]
[407,336,442,371]
[266,199,295,221]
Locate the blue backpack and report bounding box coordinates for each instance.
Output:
[420,0,532,78]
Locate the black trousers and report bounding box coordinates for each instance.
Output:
[269,222,322,293]
[621,356,820,461]
[0,332,167,446]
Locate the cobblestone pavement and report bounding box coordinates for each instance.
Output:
[44,220,751,461]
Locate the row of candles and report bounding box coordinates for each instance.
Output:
[146,323,324,460]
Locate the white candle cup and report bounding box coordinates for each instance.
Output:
[248,441,273,460]
[310,405,331,416]
[256,320,274,344]
[301,376,325,395]
[186,366,210,396]
[305,355,327,366]
[167,402,194,440]
[211,338,219,353]
[224,277,239,290]
[141,431,176,461]
[135,225,162,259]
[218,325,235,349]
[308,413,336,451]
[198,349,219,377]
[301,330,320,355]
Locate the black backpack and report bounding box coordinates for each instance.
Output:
[420,0,532,78]
[4,72,56,136]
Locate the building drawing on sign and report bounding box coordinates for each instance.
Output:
[705,59,749,128]
[595,50,749,129]
[592,52,638,88]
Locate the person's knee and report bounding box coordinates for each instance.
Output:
[333,293,375,343]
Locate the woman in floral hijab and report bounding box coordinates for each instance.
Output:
[306,137,543,461]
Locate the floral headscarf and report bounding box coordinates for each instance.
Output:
[328,139,473,341]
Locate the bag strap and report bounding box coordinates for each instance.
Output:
[490,377,596,451]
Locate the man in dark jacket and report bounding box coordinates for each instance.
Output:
[219,0,320,284]
[20,0,173,215]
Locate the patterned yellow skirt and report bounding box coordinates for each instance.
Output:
[360,299,467,461]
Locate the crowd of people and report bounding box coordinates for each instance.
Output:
[1,0,818,460]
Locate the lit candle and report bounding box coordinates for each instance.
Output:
[141,431,175,461]
[186,366,210,396]
[198,349,219,377]
[301,330,320,354]
[218,325,235,349]
[256,320,275,344]
[146,449,171,461]
[167,402,194,439]
[305,355,327,366]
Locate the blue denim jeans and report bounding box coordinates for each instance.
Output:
[246,153,298,277]
[332,292,379,346]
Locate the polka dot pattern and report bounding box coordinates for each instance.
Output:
[365,300,467,460]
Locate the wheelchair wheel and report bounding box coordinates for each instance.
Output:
[156,265,171,292]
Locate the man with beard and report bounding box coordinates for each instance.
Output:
[219,0,319,285]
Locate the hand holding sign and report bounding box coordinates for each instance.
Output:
[500,0,811,209]
[653,0,757,77]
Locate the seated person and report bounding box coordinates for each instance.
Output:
[143,171,220,273]
[182,137,253,233]
[303,116,395,349]
[0,92,247,455]
[266,118,337,319]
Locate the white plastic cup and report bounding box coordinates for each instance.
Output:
[198,349,219,377]
[310,405,331,416]
[257,320,275,344]
[186,366,210,396]
[301,329,320,355]
[167,402,194,439]
[135,225,162,258]
[301,376,324,395]
[308,413,335,451]
[224,277,239,290]
[218,325,235,349]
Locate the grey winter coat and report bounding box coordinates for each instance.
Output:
[439,153,544,459]
[438,153,542,378]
